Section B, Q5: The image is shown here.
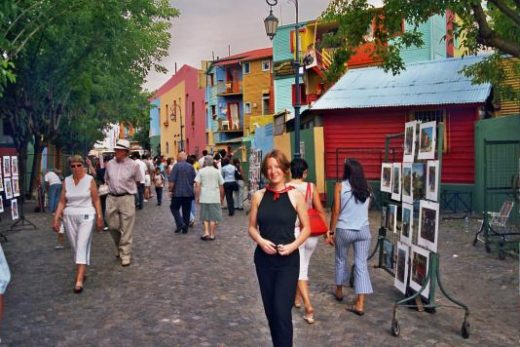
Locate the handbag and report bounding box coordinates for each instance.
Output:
[98,184,109,196]
[305,183,328,236]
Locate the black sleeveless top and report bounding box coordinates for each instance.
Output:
[257,189,297,245]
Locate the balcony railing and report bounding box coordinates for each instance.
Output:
[214,118,243,133]
[217,81,242,95]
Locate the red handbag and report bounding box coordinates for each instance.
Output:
[305,183,328,236]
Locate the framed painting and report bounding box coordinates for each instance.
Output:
[11,156,18,177]
[394,241,410,294]
[0,171,3,192]
[387,204,398,234]
[12,177,20,197]
[380,163,393,193]
[4,177,12,199]
[418,121,436,160]
[410,245,430,299]
[391,163,401,201]
[412,162,425,200]
[418,200,440,252]
[401,203,413,245]
[0,197,3,213]
[403,121,417,162]
[426,160,439,201]
[2,156,11,178]
[402,162,413,203]
[11,198,19,221]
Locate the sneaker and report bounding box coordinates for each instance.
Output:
[103,226,109,231]
[144,199,148,202]
[121,259,131,266]
[55,244,65,250]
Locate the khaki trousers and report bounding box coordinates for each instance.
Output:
[106,195,136,262]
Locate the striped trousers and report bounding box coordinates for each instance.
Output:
[335,225,373,295]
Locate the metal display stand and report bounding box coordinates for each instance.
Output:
[9,198,37,232]
[387,123,470,338]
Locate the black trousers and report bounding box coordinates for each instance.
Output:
[255,248,299,347]
[170,196,192,230]
[223,182,236,215]
[136,183,145,209]
[155,187,163,205]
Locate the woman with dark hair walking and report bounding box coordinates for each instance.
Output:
[327,159,373,315]
[288,158,327,324]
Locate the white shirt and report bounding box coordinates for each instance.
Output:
[136,159,147,184]
[195,167,224,204]
[221,164,236,183]
[44,171,61,186]
[63,175,95,215]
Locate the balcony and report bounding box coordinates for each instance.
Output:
[214,118,243,133]
[217,81,242,96]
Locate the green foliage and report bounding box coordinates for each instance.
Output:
[322,0,520,100]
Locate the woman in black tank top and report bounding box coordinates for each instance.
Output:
[248,150,310,347]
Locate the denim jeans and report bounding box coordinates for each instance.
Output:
[48,184,62,213]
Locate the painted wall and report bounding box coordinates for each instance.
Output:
[159,81,185,158]
[273,25,293,63]
[400,15,447,63]
[149,98,160,156]
[243,58,272,118]
[183,66,206,157]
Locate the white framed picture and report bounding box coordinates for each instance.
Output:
[380,163,393,193]
[394,241,410,294]
[391,163,401,201]
[11,198,19,220]
[0,197,3,213]
[410,245,430,299]
[418,121,436,160]
[4,178,12,199]
[401,203,414,245]
[2,156,11,178]
[418,200,440,252]
[0,172,3,192]
[402,162,413,203]
[412,162,425,200]
[11,156,18,177]
[12,177,20,197]
[426,160,439,201]
[387,204,398,234]
[403,121,417,162]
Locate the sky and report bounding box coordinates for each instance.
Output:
[143,0,332,92]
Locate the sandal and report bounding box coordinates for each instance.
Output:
[345,304,364,316]
[200,235,211,241]
[303,309,315,324]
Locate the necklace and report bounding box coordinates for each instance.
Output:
[265,184,294,201]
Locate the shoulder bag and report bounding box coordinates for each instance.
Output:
[305,183,328,236]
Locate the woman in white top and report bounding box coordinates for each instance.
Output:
[195,156,224,240]
[53,155,103,293]
[288,158,328,324]
[327,159,372,316]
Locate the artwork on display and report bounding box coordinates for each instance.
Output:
[12,177,20,197]
[410,245,430,298]
[418,200,440,252]
[380,163,393,193]
[426,160,439,201]
[11,198,19,220]
[387,204,398,234]
[391,163,402,201]
[403,121,417,162]
[249,149,263,193]
[2,156,11,178]
[4,178,12,199]
[0,197,3,213]
[0,171,3,192]
[394,241,410,294]
[401,203,413,245]
[10,156,18,177]
[383,239,394,269]
[418,121,437,160]
[412,162,425,200]
[402,162,413,203]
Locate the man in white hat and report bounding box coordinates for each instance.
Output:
[104,139,144,266]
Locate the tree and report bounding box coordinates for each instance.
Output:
[0,0,179,196]
[322,0,520,99]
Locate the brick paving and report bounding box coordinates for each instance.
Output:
[1,200,519,346]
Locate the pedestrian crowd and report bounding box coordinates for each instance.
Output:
[0,143,375,347]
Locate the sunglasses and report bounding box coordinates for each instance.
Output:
[70,164,83,168]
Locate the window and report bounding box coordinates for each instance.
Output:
[262,60,270,71]
[243,62,250,74]
[209,73,215,87]
[262,95,270,115]
[244,102,252,114]
[291,84,308,106]
[191,101,195,126]
[211,105,216,117]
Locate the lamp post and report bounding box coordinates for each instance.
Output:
[170,101,184,153]
[264,0,301,159]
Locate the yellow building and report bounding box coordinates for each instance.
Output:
[159,81,185,158]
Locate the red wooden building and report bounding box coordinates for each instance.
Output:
[311,56,492,198]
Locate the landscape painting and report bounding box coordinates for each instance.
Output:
[403,121,417,162]
[410,245,430,299]
[412,162,425,200]
[401,203,413,245]
[418,121,436,160]
[418,200,440,252]
[380,163,393,193]
[402,162,413,203]
[426,160,439,201]
[391,163,401,201]
[394,241,410,294]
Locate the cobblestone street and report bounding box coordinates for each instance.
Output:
[1,201,519,346]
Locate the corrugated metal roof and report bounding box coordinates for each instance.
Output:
[312,55,492,110]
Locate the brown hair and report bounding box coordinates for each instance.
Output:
[261,149,290,177]
[68,155,85,166]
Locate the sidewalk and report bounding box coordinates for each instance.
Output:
[1,200,519,346]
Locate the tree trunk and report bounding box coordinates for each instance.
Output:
[28,136,44,199]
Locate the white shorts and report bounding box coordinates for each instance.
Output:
[144,174,151,187]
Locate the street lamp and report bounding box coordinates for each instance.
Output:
[169,101,184,152]
[264,0,301,159]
